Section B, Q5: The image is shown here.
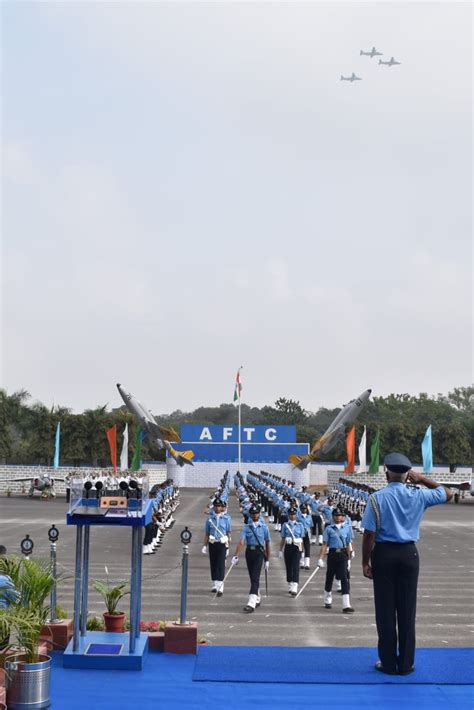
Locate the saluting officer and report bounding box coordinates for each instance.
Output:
[279,508,305,596]
[318,508,354,613]
[202,498,232,596]
[232,504,271,613]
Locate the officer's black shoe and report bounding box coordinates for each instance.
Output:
[255,600,261,607]
[290,591,297,597]
[398,666,415,676]
[342,606,354,613]
[337,589,342,594]
[243,605,255,613]
[324,603,332,609]
[374,661,397,675]
[217,591,223,597]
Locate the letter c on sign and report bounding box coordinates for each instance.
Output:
[265,428,277,441]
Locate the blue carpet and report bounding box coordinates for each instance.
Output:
[48,651,473,710]
[192,646,474,684]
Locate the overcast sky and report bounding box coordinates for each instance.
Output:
[1,1,472,415]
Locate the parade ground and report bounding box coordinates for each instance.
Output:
[1,488,473,710]
[0,488,473,647]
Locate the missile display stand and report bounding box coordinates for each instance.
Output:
[63,495,153,671]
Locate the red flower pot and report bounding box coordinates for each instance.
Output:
[103,612,126,632]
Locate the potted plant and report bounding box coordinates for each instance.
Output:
[92,572,129,633]
[0,555,56,710]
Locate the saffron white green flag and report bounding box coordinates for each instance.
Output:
[233,367,242,403]
[120,423,129,471]
[357,426,367,473]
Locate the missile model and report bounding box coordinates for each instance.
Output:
[117,383,194,466]
[288,388,372,470]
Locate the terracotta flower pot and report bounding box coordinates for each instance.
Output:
[103,612,126,633]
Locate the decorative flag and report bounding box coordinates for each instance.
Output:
[106,425,117,473]
[53,422,61,469]
[233,367,243,403]
[120,423,129,472]
[357,426,367,473]
[131,428,145,471]
[422,425,433,473]
[344,426,355,474]
[369,430,380,473]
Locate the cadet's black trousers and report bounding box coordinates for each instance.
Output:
[284,544,300,583]
[324,549,349,594]
[209,541,226,582]
[311,514,323,537]
[371,542,419,674]
[245,547,264,595]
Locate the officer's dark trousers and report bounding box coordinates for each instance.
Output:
[245,547,264,595]
[311,514,323,536]
[371,542,419,674]
[209,542,226,582]
[284,544,300,583]
[302,534,310,559]
[324,550,349,594]
[143,522,155,546]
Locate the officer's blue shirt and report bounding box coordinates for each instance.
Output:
[318,503,333,524]
[361,482,447,542]
[0,574,17,608]
[240,519,270,546]
[280,520,306,540]
[205,512,232,538]
[297,511,313,533]
[323,523,352,549]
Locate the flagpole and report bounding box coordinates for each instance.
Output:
[238,391,241,474]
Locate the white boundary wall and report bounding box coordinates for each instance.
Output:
[167,460,310,488]
[0,465,167,495]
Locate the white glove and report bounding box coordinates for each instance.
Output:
[231,556,239,566]
[265,561,270,571]
[317,558,325,568]
[201,546,208,555]
[278,550,283,559]
[351,550,355,559]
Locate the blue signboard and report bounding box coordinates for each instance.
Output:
[171,425,308,464]
[180,424,296,444]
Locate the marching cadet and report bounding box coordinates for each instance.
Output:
[202,498,232,596]
[279,508,305,596]
[317,508,354,613]
[310,493,324,544]
[232,504,271,613]
[297,503,313,570]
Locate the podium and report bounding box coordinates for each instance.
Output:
[63,497,153,670]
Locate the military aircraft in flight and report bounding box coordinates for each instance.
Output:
[288,389,372,470]
[360,47,383,58]
[117,384,194,466]
[340,73,362,82]
[11,472,66,499]
[379,57,401,67]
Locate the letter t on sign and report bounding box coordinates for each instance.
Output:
[243,428,255,441]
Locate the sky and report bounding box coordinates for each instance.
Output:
[1,1,472,415]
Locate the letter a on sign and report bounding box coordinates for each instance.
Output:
[200,427,212,441]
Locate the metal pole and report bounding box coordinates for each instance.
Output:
[80,526,90,636]
[135,525,143,638]
[129,527,138,654]
[72,525,83,652]
[179,543,189,625]
[49,542,57,623]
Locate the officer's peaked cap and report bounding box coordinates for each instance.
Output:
[249,505,260,514]
[384,452,412,473]
[213,498,225,507]
[332,508,344,516]
[289,508,297,515]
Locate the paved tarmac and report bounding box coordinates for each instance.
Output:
[1,488,473,647]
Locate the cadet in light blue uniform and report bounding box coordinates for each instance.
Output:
[297,503,313,570]
[318,508,354,613]
[202,498,232,596]
[279,509,306,595]
[362,452,452,676]
[232,505,271,613]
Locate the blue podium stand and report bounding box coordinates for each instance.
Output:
[63,500,153,670]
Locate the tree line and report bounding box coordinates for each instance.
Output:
[0,386,472,470]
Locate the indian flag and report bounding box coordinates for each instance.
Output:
[233,367,243,403]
